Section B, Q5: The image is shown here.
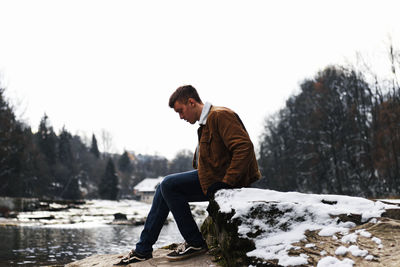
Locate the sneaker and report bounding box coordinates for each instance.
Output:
[165,242,208,261]
[114,249,152,265]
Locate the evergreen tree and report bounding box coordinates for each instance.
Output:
[0,88,27,196]
[99,158,119,200]
[58,127,73,165]
[62,176,82,200]
[37,114,58,165]
[58,127,82,199]
[21,129,53,197]
[90,134,100,159]
[118,150,133,173]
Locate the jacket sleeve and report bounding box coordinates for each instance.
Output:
[192,146,198,169]
[214,111,254,186]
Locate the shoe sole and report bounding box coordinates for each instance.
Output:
[114,255,152,265]
[165,248,208,261]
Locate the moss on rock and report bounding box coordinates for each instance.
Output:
[201,199,256,266]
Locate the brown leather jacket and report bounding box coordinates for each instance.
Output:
[193,106,261,194]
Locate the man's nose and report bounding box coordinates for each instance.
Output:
[180,113,184,119]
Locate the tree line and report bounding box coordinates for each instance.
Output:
[2,45,400,200]
[256,45,400,198]
[0,92,193,200]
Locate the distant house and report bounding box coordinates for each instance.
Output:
[133,177,163,204]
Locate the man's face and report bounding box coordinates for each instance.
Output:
[173,99,197,124]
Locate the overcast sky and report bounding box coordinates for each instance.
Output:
[0,0,399,159]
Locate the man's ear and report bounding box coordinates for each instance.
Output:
[188,98,196,107]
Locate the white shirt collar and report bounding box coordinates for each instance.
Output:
[199,102,212,125]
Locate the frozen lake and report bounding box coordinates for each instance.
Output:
[0,199,208,266]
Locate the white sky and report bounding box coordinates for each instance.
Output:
[0,0,399,159]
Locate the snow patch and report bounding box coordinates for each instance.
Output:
[356,229,372,238]
[348,245,368,257]
[372,236,382,245]
[317,256,354,267]
[335,246,348,255]
[341,233,358,243]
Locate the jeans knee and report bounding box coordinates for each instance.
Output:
[160,175,174,196]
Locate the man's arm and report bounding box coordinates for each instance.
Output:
[215,110,255,186]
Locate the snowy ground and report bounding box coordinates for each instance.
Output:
[3,199,209,228]
[215,188,400,267]
[14,199,153,227]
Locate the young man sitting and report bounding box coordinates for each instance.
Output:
[115,85,261,265]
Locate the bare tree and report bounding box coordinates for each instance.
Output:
[100,129,114,155]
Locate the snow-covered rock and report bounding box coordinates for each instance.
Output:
[202,188,400,266]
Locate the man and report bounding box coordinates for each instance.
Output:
[115,85,261,265]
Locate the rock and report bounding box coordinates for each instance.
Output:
[109,214,146,226]
[65,248,216,267]
[28,215,56,220]
[114,213,128,220]
[201,188,400,266]
[0,206,11,217]
[109,218,146,226]
[202,200,255,266]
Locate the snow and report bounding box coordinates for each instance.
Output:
[335,246,348,255]
[216,189,396,223]
[336,245,368,257]
[356,229,372,238]
[317,256,354,267]
[347,245,368,257]
[371,236,382,245]
[341,233,358,243]
[15,199,154,226]
[214,188,400,267]
[133,177,163,192]
[369,218,378,223]
[379,199,400,204]
[365,255,374,261]
[11,198,209,229]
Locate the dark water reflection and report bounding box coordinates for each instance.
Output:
[0,224,182,266]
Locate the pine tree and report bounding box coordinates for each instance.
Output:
[118,151,133,173]
[62,176,82,200]
[58,127,73,165]
[99,158,119,200]
[90,134,100,159]
[0,88,27,196]
[37,114,58,165]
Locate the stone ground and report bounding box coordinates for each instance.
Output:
[64,249,217,267]
[289,218,400,267]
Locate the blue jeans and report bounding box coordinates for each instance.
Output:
[135,170,208,255]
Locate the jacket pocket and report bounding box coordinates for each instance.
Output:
[199,130,212,157]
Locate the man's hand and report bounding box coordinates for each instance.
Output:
[206,182,232,199]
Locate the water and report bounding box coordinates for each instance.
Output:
[0,199,208,266]
[0,221,183,266]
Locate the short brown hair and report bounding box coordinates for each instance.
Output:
[168,85,202,108]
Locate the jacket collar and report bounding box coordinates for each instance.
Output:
[199,102,212,126]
